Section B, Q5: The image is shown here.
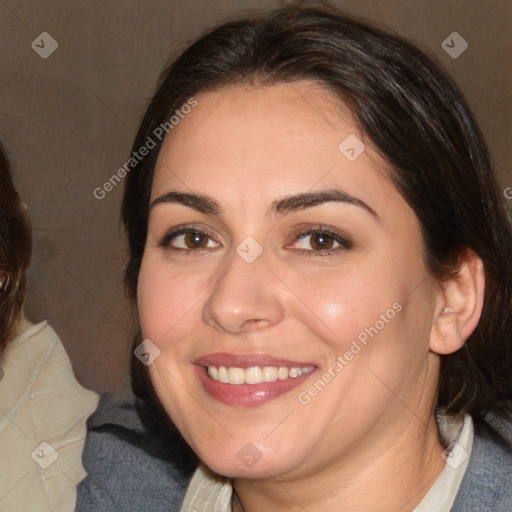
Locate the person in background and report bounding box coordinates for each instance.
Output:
[0,140,98,512]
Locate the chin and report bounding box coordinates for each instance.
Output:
[196,440,304,480]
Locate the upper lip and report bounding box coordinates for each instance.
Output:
[194,353,316,369]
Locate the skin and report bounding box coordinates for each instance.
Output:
[137,81,484,511]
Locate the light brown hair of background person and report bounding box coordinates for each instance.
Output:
[0,142,32,359]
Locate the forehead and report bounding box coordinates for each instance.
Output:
[151,81,399,219]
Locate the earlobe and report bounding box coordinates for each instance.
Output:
[432,311,465,354]
[0,272,11,293]
[430,250,485,355]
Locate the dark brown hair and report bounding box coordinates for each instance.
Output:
[123,3,512,453]
[0,141,32,358]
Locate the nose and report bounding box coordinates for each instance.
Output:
[202,251,285,334]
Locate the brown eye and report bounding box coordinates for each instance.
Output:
[309,232,335,251]
[291,229,352,253]
[160,228,220,251]
[184,231,209,248]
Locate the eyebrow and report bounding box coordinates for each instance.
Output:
[151,191,222,215]
[270,189,379,219]
[150,189,379,220]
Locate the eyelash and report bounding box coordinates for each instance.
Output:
[292,227,353,255]
[158,225,218,255]
[158,225,353,255]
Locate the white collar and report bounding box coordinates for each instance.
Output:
[180,414,474,512]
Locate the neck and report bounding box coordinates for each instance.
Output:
[233,413,445,512]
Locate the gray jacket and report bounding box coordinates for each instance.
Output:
[75,394,191,512]
[76,397,511,511]
[452,417,512,511]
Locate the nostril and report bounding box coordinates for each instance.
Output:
[242,318,268,330]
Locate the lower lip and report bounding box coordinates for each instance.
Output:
[196,366,316,407]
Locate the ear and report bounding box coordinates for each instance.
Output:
[0,271,10,293]
[430,249,485,355]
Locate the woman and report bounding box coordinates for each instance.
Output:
[123,4,512,511]
[0,141,98,511]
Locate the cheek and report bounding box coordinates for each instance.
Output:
[137,256,201,345]
[318,300,343,320]
[296,270,393,353]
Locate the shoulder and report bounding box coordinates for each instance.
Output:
[0,321,98,511]
[0,318,98,438]
[452,417,512,512]
[7,320,88,391]
[75,394,192,512]
[4,319,98,425]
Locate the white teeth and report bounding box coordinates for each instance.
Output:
[228,367,245,385]
[245,366,263,384]
[207,365,314,385]
[218,366,228,384]
[263,366,278,382]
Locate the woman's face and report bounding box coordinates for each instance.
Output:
[138,81,441,479]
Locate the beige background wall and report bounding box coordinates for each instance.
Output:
[1,0,510,397]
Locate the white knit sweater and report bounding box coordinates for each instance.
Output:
[0,318,98,512]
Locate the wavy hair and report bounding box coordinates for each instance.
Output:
[0,142,31,358]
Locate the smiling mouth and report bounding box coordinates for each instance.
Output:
[195,353,317,406]
[206,365,315,385]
